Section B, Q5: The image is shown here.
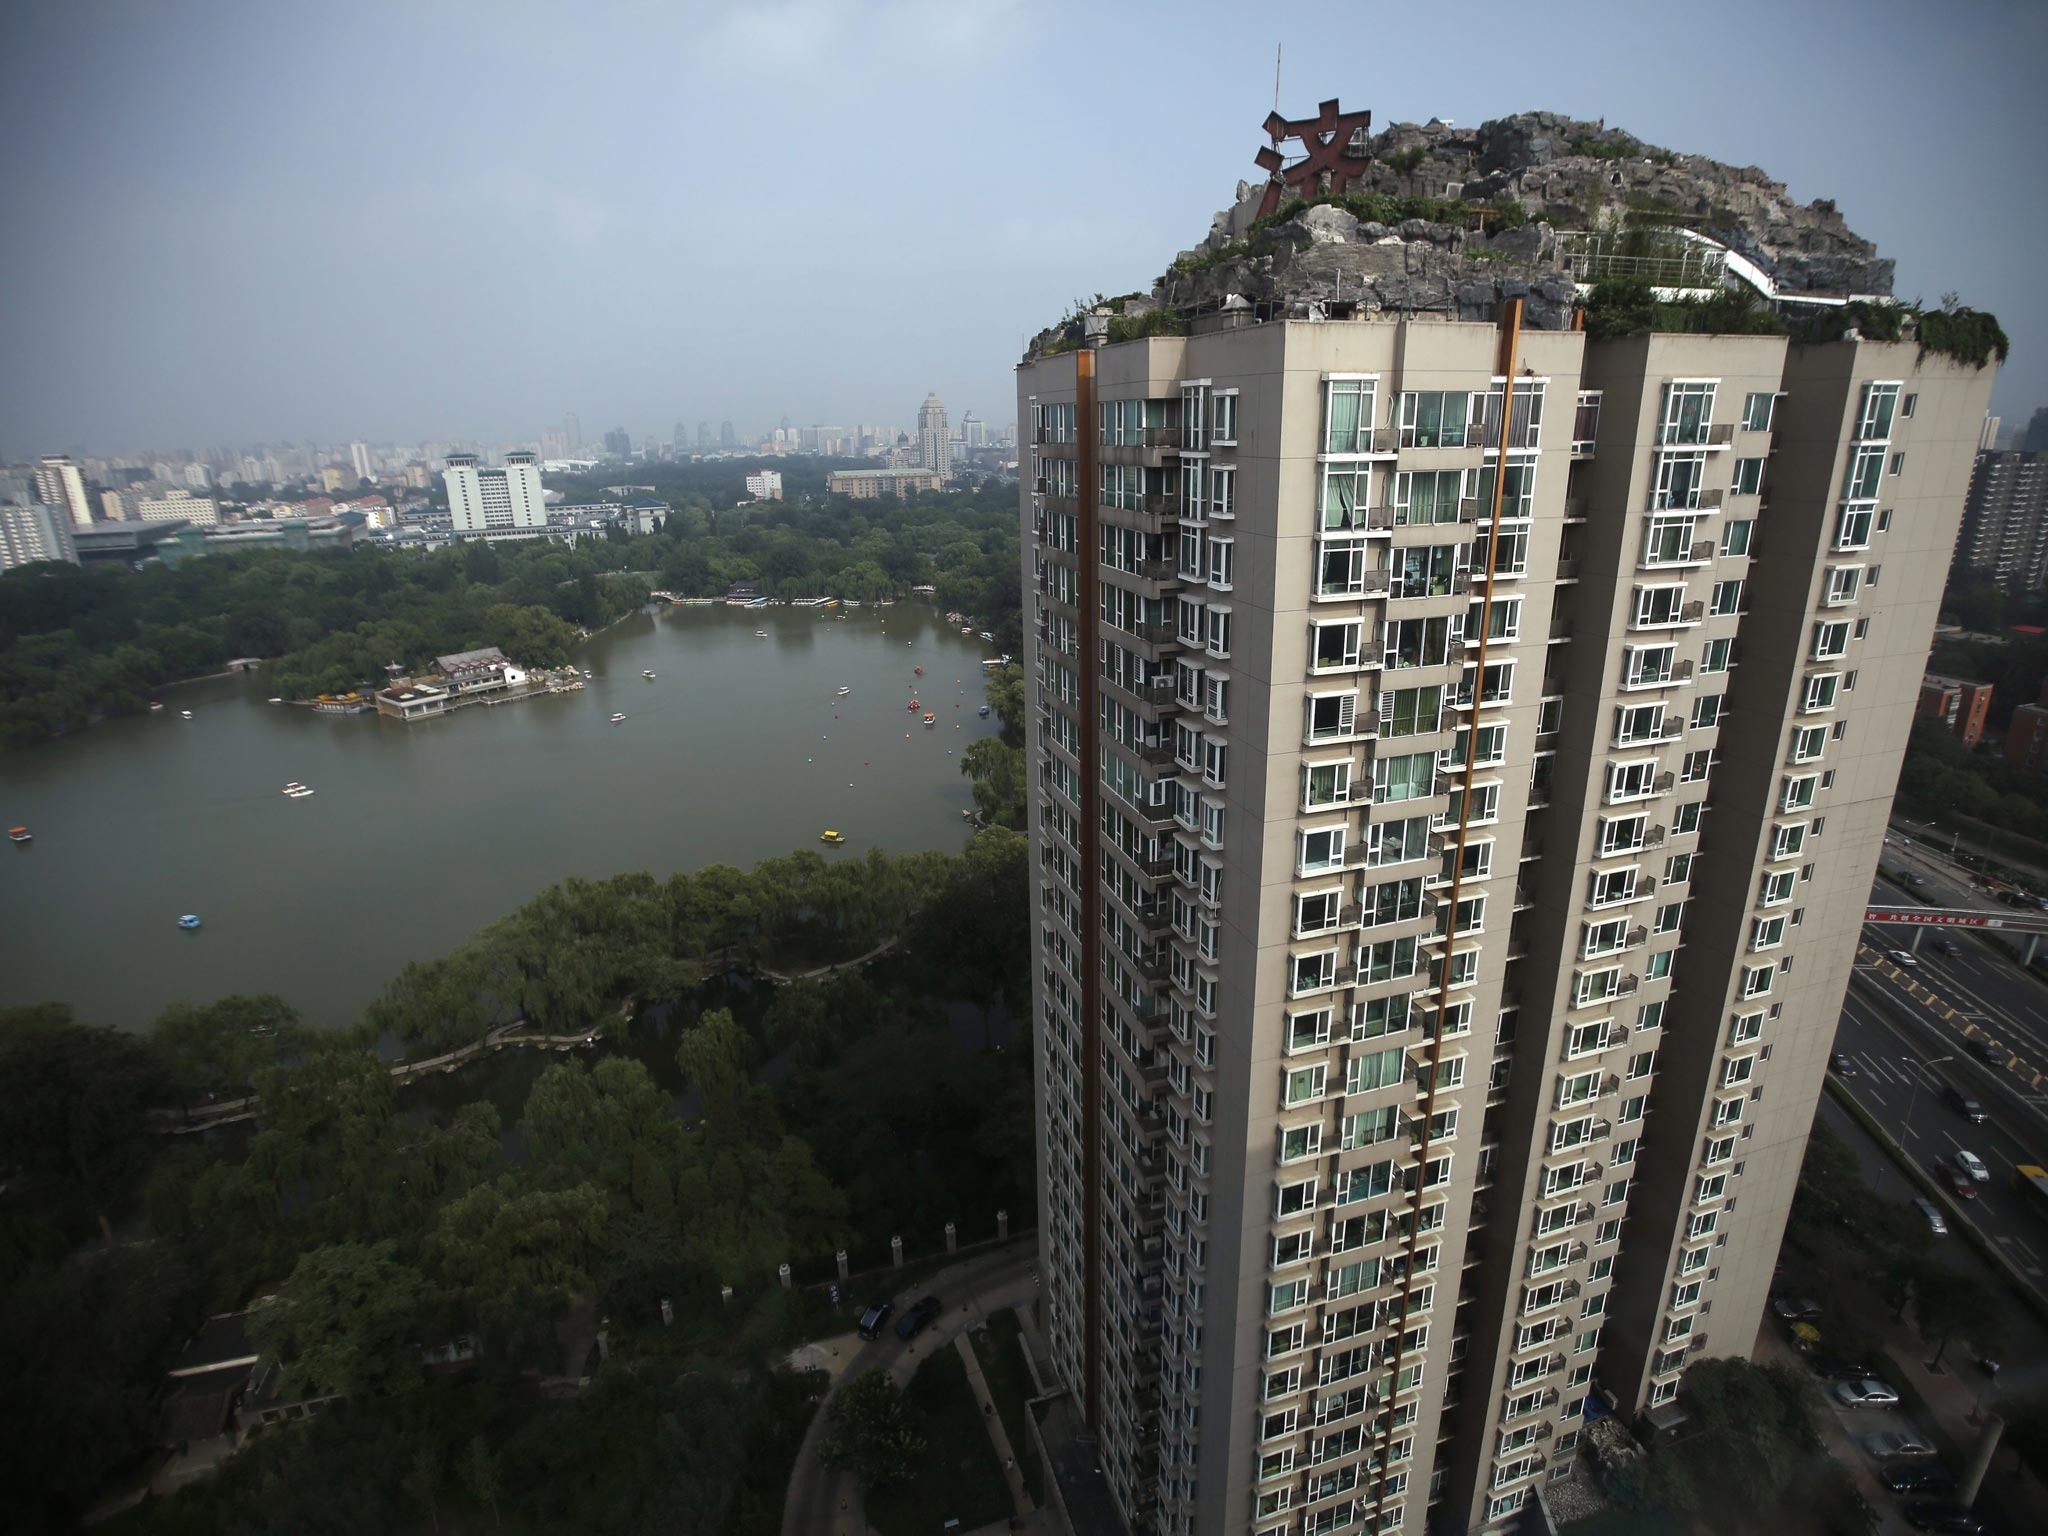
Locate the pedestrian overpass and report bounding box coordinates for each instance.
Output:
[1864,904,2048,965]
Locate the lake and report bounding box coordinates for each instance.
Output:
[0,603,1005,1030]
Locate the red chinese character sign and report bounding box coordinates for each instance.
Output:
[1255,100,1375,219]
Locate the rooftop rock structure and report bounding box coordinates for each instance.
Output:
[1026,106,1895,358]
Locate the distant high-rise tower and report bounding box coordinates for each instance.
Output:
[444,451,546,539]
[603,427,631,457]
[34,455,93,528]
[720,420,737,449]
[564,412,582,449]
[0,502,80,570]
[918,392,952,481]
[2020,406,2048,454]
[1955,449,2048,596]
[697,421,712,449]
[350,441,373,482]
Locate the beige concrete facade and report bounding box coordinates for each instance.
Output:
[1018,316,1992,1536]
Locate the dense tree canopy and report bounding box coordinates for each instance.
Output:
[0,828,1031,1535]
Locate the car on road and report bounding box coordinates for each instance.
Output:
[1863,1430,1937,1460]
[856,1300,894,1340]
[1831,1052,1858,1076]
[1905,873,1928,889]
[1770,1295,1824,1322]
[1944,1087,1988,1123]
[1903,1503,1986,1533]
[893,1294,942,1340]
[1966,1038,2003,1065]
[1940,1165,1978,1200]
[1883,1464,1956,1493]
[1832,1378,1901,1408]
[1914,1197,1949,1235]
[1935,938,1964,958]
[1955,1150,1990,1183]
[1886,948,1920,967]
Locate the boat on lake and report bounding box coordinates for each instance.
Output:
[149,702,164,712]
[754,629,769,638]
[281,782,304,794]
[8,826,30,843]
[642,669,656,679]
[836,686,851,697]
[820,830,847,845]
[979,631,993,642]
[923,713,937,726]
[178,914,203,930]
[180,710,194,720]
[286,788,315,799]
[610,713,627,724]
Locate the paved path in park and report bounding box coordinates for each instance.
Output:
[781,1238,1039,1536]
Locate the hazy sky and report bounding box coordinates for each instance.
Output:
[3,0,2042,457]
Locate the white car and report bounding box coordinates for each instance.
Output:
[1954,1150,1990,1183]
[1861,1429,1936,1459]
[1885,949,1919,968]
[1833,1379,1901,1408]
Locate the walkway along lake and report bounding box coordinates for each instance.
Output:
[0,604,1004,1029]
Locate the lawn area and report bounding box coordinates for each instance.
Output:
[971,1306,1046,1506]
[867,1345,1012,1536]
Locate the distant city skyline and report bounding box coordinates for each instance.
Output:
[2,1,2041,454]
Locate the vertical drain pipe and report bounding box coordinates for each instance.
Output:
[1368,299,1524,1522]
[1075,345,1104,1433]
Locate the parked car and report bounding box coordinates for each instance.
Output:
[894,1294,942,1340]
[1944,1087,1988,1123]
[1883,1464,1956,1493]
[1887,948,1920,967]
[1831,1052,1858,1076]
[1903,1503,1986,1533]
[1863,1430,1937,1460]
[1817,1356,1883,1383]
[1833,1379,1901,1408]
[857,1300,895,1340]
[1940,1165,1979,1200]
[1954,1150,1990,1183]
[1914,1197,1949,1235]
[1771,1296,1824,1322]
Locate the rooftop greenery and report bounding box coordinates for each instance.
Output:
[1579,278,1786,341]
[1796,298,2009,369]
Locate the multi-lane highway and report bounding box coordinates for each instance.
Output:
[1830,859,2048,1288]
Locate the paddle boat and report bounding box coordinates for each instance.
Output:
[642,669,656,679]
[150,702,165,712]
[914,666,924,676]
[178,914,203,931]
[610,713,627,724]
[820,830,847,846]
[180,710,194,720]
[836,686,852,697]
[282,782,304,795]
[8,826,30,843]
[286,788,315,799]
[923,713,937,726]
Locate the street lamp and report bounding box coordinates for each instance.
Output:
[1903,1054,1955,1133]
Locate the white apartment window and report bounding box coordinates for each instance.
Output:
[1606,758,1661,804]
[1801,674,1840,714]
[1284,1060,1328,1104]
[1299,825,1346,873]
[1633,584,1690,629]
[1311,620,1366,673]
[1761,870,1795,905]
[1742,391,1775,432]
[1739,964,1773,1000]
[1782,773,1819,812]
[1615,703,1665,746]
[1791,725,1828,764]
[1824,564,1864,607]
[1752,915,1787,951]
[1731,1011,1764,1045]
[1732,457,1765,497]
[1212,391,1239,445]
[1305,691,1360,744]
[1770,822,1807,861]
[1835,504,1875,551]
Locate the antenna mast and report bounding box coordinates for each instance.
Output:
[1273,44,1282,113]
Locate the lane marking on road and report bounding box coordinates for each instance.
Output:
[1900,1124,1920,1140]
[1865,1088,1888,1107]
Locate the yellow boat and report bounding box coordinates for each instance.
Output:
[820,830,847,845]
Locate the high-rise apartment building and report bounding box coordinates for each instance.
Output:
[918,391,953,481]
[1953,450,2048,596]
[719,420,737,449]
[35,454,94,528]
[136,488,220,526]
[1019,276,1991,1536]
[0,501,81,570]
[350,441,374,482]
[444,451,546,539]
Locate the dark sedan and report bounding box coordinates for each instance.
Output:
[894,1294,943,1340]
